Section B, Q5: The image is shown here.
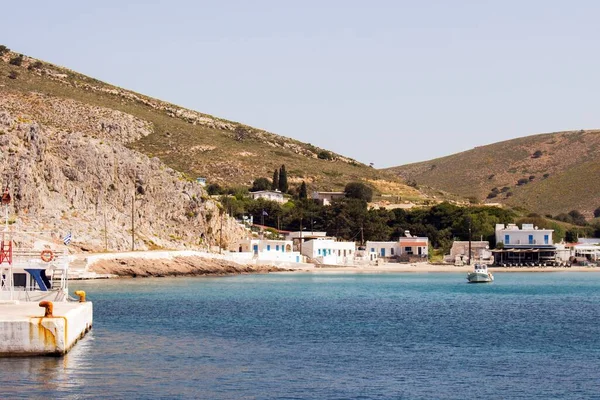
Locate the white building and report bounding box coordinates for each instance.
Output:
[366,231,429,261]
[301,238,356,265]
[495,223,553,246]
[249,190,286,204]
[229,239,302,263]
[493,223,558,266]
[196,177,207,186]
[312,191,345,205]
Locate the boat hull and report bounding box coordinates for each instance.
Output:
[467,272,494,283]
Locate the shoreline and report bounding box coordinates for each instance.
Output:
[75,251,600,278]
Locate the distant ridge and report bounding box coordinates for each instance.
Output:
[384,130,600,217]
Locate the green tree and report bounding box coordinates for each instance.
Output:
[568,210,587,226]
[251,177,271,192]
[565,229,578,243]
[271,169,279,190]
[594,207,600,218]
[298,181,308,199]
[344,182,373,202]
[206,183,223,195]
[278,165,288,193]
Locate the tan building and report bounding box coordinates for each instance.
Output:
[446,241,492,265]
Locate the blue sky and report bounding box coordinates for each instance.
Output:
[2,1,600,167]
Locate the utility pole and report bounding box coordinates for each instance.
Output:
[360,224,364,246]
[131,192,135,252]
[104,209,108,252]
[219,209,223,254]
[468,219,472,266]
[299,214,303,256]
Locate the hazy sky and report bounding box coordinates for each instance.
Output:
[2,1,600,167]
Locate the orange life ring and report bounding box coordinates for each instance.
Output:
[40,250,54,262]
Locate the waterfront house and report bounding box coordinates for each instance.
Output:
[284,231,328,251]
[301,238,356,265]
[366,231,429,262]
[249,190,287,204]
[229,239,301,263]
[312,191,346,205]
[492,223,559,266]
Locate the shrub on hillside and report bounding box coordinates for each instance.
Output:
[206,183,223,196]
[500,186,510,193]
[0,45,9,56]
[27,60,43,70]
[543,173,550,179]
[317,150,334,160]
[568,210,587,226]
[9,54,23,66]
[532,150,543,158]
[528,175,535,181]
[8,70,18,80]
[516,178,529,186]
[594,207,600,218]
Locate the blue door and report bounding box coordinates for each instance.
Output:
[253,245,258,254]
[381,248,386,257]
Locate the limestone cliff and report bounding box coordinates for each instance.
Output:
[0,91,246,251]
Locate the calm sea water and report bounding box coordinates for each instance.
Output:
[1,272,600,399]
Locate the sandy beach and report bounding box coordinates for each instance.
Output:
[77,251,600,278]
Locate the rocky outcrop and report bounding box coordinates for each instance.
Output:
[0,93,246,251]
[89,256,286,277]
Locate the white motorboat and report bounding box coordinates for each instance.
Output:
[467,264,494,283]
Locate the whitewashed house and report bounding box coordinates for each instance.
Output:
[250,190,286,204]
[366,231,429,261]
[229,239,302,263]
[301,238,356,265]
[284,231,328,252]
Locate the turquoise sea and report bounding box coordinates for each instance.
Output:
[1,272,600,399]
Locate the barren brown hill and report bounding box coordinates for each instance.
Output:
[0,47,414,195]
[384,130,600,218]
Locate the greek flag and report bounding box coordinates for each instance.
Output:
[63,232,72,246]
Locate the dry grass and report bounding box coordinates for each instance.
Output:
[385,130,600,217]
[0,50,424,198]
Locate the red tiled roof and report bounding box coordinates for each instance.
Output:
[399,241,427,247]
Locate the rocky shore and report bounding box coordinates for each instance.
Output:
[89,256,287,278]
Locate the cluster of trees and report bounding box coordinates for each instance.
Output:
[210,168,600,250]
[220,189,520,254]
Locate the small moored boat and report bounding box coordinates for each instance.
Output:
[467,263,494,283]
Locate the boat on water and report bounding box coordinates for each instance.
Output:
[467,264,494,283]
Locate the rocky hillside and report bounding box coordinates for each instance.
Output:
[0,47,412,193]
[0,100,245,252]
[0,45,428,251]
[385,130,600,218]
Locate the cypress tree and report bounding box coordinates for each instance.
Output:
[278,165,288,193]
[299,181,307,199]
[272,169,279,190]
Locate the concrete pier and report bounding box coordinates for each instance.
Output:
[0,301,93,356]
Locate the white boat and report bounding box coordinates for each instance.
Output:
[467,264,494,283]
